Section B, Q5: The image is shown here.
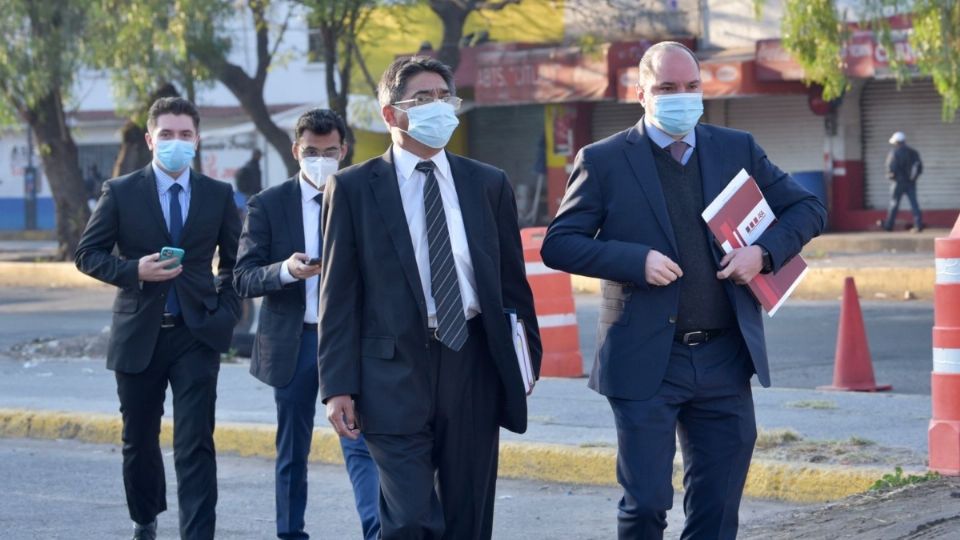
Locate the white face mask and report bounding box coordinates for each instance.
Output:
[300,156,339,187]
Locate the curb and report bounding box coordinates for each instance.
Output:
[0,262,105,288]
[572,267,934,300]
[0,408,889,504]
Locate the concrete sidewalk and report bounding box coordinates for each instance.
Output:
[0,355,929,504]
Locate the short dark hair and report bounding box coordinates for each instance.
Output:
[637,41,700,89]
[147,97,200,131]
[377,56,456,108]
[294,108,346,143]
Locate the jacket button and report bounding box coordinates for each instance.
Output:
[668,315,677,324]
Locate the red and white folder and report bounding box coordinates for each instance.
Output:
[701,169,808,317]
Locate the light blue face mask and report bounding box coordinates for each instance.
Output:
[397,101,460,149]
[156,139,196,173]
[649,92,704,136]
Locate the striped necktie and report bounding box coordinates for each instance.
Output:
[416,160,468,351]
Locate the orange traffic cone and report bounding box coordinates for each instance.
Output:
[818,277,892,392]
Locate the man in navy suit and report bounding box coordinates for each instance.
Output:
[234,109,380,539]
[541,42,826,539]
[319,56,541,539]
[76,97,241,540]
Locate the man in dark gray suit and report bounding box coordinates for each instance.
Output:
[541,42,825,539]
[234,108,380,540]
[319,56,542,539]
[75,97,241,540]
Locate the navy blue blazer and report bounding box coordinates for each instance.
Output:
[234,176,314,387]
[541,120,826,400]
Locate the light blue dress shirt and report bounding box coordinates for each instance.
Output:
[152,161,191,229]
[642,116,697,165]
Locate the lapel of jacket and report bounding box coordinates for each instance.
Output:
[178,169,204,242]
[284,176,307,300]
[694,124,730,265]
[447,151,491,287]
[140,164,173,244]
[367,148,428,321]
[623,121,679,255]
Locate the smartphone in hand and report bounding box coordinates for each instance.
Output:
[159,247,185,269]
[306,257,322,266]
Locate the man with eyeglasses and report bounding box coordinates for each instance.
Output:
[234,108,380,540]
[318,56,541,539]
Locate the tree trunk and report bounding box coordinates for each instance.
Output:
[431,4,469,72]
[217,67,298,176]
[112,83,180,177]
[22,90,89,260]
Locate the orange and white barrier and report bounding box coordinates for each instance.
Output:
[521,227,582,378]
[930,217,960,475]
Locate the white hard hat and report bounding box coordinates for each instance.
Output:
[889,131,906,144]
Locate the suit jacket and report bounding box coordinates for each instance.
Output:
[75,164,242,373]
[317,148,542,435]
[234,176,312,387]
[540,121,826,400]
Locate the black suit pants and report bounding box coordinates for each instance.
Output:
[115,324,220,540]
[364,318,500,540]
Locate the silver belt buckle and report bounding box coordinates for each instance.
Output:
[430,327,441,341]
[683,330,706,346]
[161,313,176,329]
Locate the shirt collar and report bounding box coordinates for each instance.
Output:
[642,116,697,150]
[298,172,322,203]
[152,161,191,194]
[393,145,452,184]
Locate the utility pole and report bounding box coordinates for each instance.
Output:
[24,127,38,230]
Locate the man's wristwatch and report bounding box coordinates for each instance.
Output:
[759,246,773,274]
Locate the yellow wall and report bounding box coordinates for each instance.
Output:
[358,0,564,83]
[351,0,562,162]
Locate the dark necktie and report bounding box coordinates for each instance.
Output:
[313,193,324,256]
[416,160,467,351]
[669,140,689,164]
[166,182,183,316]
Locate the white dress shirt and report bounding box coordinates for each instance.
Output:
[278,174,323,324]
[152,161,191,227]
[392,146,481,328]
[643,116,697,165]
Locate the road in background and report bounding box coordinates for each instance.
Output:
[0,437,799,540]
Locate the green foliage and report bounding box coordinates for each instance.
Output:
[0,0,91,123]
[869,466,939,491]
[756,0,959,121]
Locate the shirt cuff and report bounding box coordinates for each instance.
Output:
[279,259,298,284]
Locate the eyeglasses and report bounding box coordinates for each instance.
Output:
[299,147,342,159]
[393,96,463,111]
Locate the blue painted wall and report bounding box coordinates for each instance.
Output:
[0,197,56,230]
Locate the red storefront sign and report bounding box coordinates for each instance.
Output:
[476,46,610,105]
[756,17,918,82]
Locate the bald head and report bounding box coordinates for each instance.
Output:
[637,41,700,90]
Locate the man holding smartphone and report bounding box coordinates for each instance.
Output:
[75,97,241,540]
[234,108,380,540]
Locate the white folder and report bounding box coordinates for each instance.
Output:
[506,310,535,395]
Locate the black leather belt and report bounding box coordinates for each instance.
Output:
[160,313,184,329]
[303,323,318,331]
[674,329,727,346]
[429,316,483,342]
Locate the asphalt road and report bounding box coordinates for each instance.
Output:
[0,287,935,395]
[0,437,797,540]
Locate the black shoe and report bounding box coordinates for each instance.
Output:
[876,219,892,232]
[911,224,925,233]
[132,520,157,540]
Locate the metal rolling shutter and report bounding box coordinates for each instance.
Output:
[725,95,825,175]
[862,79,960,210]
[592,102,644,141]
[467,105,544,189]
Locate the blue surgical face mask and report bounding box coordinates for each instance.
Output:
[396,100,460,149]
[155,139,196,173]
[648,92,703,136]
